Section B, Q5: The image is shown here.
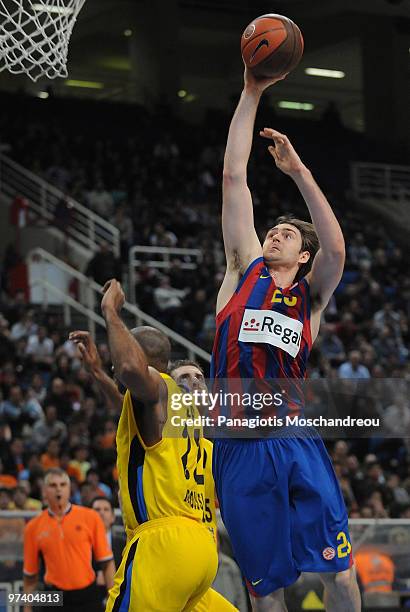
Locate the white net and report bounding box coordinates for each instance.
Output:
[0,0,86,81]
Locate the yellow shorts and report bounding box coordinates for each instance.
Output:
[193,587,238,611]
[105,516,218,612]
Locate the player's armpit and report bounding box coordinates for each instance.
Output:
[129,377,168,447]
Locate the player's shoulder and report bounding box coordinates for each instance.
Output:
[126,369,168,402]
[160,372,179,393]
[216,257,264,320]
[301,272,324,311]
[291,274,311,296]
[243,256,264,276]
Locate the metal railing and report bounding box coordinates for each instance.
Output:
[351,162,410,204]
[27,248,211,363]
[129,245,202,270]
[128,245,202,302]
[0,153,120,258]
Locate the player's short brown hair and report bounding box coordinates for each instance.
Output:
[274,215,320,281]
[169,359,204,377]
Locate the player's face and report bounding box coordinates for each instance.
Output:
[172,365,207,393]
[262,223,309,268]
[92,500,115,530]
[44,475,70,509]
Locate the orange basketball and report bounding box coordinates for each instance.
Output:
[241,14,304,79]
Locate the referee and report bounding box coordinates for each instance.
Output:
[23,468,115,612]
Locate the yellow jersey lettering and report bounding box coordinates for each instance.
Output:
[118,378,215,533]
[271,289,298,307]
[184,489,205,512]
[272,289,282,303]
[336,531,352,558]
[203,498,212,523]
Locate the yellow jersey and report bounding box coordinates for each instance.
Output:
[116,373,216,540]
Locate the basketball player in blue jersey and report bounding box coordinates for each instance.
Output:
[211,67,361,611]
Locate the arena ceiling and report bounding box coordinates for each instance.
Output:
[0,0,409,131]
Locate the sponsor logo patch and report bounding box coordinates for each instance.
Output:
[322,547,336,561]
[250,38,269,63]
[238,309,303,358]
[243,23,256,39]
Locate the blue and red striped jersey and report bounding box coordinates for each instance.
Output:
[210,257,312,418]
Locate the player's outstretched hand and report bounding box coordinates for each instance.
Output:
[69,330,101,373]
[244,66,287,93]
[259,127,306,177]
[101,279,125,314]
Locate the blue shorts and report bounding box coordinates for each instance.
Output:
[212,435,353,597]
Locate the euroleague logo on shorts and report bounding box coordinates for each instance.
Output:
[322,547,336,561]
[243,23,256,39]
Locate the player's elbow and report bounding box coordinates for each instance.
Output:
[119,365,159,404]
[331,245,346,263]
[117,362,142,388]
[222,169,247,184]
[324,239,345,262]
[324,249,345,277]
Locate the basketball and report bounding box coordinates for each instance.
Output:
[241,13,304,79]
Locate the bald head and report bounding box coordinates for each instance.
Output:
[131,326,171,372]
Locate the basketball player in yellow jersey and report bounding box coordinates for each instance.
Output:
[69,330,236,612]
[91,279,236,612]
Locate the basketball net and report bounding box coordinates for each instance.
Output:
[0,0,86,81]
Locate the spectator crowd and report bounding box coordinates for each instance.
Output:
[0,92,409,526]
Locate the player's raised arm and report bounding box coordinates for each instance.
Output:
[222,70,285,273]
[101,279,162,403]
[260,127,345,309]
[69,330,123,412]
